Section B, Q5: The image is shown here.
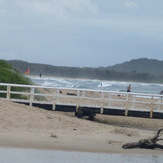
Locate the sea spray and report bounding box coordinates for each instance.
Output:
[29,76,163,95]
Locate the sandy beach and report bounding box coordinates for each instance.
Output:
[0,99,162,155]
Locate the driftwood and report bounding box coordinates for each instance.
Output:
[122,128,163,149]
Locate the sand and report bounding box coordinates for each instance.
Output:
[0,99,162,155]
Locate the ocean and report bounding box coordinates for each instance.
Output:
[0,147,162,163]
[29,76,163,95]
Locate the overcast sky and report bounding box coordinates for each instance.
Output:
[0,0,163,67]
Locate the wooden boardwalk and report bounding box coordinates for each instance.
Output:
[0,83,163,119]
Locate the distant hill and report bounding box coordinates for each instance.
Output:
[107,58,163,76]
[7,58,163,83]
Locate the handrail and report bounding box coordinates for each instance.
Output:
[0,83,162,118]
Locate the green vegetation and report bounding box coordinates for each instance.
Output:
[107,58,163,76]
[0,60,32,85]
[7,58,163,83]
[0,60,32,98]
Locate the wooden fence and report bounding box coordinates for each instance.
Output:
[0,83,163,118]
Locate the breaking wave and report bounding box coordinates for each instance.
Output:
[29,76,163,95]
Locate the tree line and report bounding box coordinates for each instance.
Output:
[7,59,163,83]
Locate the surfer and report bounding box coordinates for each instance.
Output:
[127,84,131,92]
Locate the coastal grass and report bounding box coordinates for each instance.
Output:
[0,60,33,99]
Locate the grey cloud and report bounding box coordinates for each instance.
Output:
[124,1,138,9]
[14,0,99,19]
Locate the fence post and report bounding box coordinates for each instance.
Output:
[76,90,80,112]
[30,87,34,106]
[52,89,56,111]
[100,92,104,114]
[7,85,11,100]
[150,96,154,118]
[125,94,129,116]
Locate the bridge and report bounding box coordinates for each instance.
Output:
[0,83,163,119]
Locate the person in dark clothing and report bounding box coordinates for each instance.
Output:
[127,84,131,92]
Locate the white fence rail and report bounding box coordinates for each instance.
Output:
[0,83,163,118]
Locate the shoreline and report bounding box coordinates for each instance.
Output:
[0,100,162,155]
[0,131,162,155]
[28,75,163,85]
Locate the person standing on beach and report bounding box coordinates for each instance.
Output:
[127,84,131,92]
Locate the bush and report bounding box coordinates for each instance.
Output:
[0,60,32,98]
